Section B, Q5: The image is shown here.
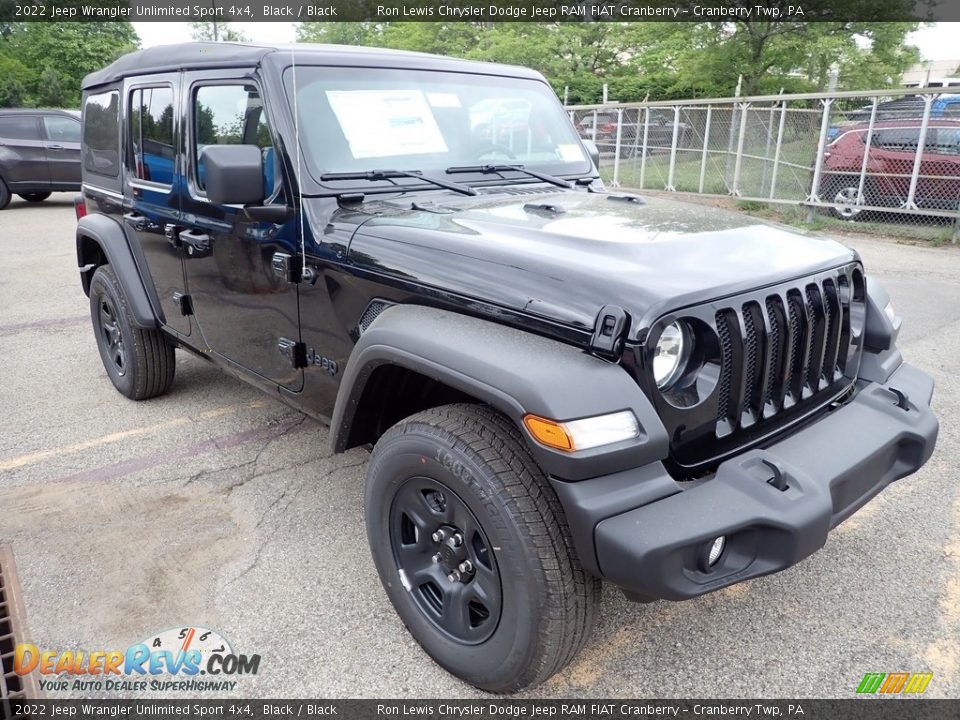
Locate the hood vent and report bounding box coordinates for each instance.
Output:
[476,186,559,197]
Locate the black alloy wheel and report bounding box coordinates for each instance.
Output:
[96,294,126,376]
[389,476,501,644]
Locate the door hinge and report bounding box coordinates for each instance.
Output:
[590,304,629,360]
[272,252,319,285]
[172,292,193,316]
[278,337,307,369]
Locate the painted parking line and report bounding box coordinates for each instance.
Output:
[0,400,269,473]
[52,416,316,485]
[0,315,87,334]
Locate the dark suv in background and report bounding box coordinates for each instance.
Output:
[0,108,81,209]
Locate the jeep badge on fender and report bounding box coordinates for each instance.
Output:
[75,42,939,693]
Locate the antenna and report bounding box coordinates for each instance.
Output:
[291,45,307,280]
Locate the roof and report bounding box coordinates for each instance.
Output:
[82,42,540,90]
[0,108,79,116]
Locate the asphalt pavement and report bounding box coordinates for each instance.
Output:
[1,193,958,699]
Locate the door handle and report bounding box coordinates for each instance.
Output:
[45,144,64,151]
[179,229,211,256]
[123,211,146,231]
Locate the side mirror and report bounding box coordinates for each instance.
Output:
[582,139,601,170]
[200,144,264,205]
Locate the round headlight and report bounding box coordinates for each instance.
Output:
[653,321,689,389]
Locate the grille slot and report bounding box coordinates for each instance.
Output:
[712,270,858,439]
[1,546,39,710]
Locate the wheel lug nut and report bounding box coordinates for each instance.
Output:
[447,570,461,583]
[432,529,447,543]
[458,560,473,574]
[431,553,442,564]
[445,533,463,548]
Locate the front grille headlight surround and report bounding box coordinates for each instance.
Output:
[647,317,721,409]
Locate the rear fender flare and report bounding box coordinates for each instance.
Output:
[76,213,158,329]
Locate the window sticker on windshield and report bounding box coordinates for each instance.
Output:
[326,90,449,159]
[557,143,585,162]
[426,92,462,108]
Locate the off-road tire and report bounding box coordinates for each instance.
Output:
[19,192,51,202]
[89,264,175,400]
[0,179,10,210]
[365,403,600,693]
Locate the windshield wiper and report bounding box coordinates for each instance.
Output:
[319,169,477,196]
[445,164,573,189]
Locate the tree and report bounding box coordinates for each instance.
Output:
[0,23,138,107]
[190,21,250,43]
[295,20,921,103]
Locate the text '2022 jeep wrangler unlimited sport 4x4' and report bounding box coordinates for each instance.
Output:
[75,43,939,693]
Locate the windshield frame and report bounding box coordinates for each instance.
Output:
[278,63,595,196]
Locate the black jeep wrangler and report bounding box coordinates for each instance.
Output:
[76,43,938,692]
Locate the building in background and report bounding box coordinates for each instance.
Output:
[902,59,960,88]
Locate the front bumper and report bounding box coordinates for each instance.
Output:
[556,362,938,601]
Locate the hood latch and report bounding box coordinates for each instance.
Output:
[590,305,630,360]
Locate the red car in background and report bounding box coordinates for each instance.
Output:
[819,118,960,219]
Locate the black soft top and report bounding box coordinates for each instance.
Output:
[82,42,541,90]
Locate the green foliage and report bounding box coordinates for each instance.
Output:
[0,23,138,108]
[297,20,922,103]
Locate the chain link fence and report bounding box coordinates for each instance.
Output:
[568,87,960,243]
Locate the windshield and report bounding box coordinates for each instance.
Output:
[283,66,591,189]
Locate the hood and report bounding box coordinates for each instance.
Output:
[346,189,858,341]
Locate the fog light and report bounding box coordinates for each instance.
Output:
[698,536,726,572]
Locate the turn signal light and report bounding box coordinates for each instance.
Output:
[523,410,640,453]
[523,416,574,451]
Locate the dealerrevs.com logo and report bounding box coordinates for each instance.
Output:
[856,672,933,696]
[14,626,260,693]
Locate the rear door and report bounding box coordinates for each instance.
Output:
[178,73,302,391]
[0,114,48,188]
[123,78,191,337]
[40,114,82,186]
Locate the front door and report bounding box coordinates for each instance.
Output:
[179,75,302,391]
[40,114,82,186]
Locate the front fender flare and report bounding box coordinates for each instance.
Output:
[76,214,158,329]
[331,305,668,481]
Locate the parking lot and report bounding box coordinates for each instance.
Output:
[1,192,958,698]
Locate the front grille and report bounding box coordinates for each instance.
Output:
[653,264,865,472]
[715,271,859,431]
[1,546,40,712]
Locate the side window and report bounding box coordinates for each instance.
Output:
[873,128,920,151]
[42,116,81,143]
[83,91,120,177]
[193,84,278,199]
[931,128,960,155]
[0,115,40,140]
[129,86,175,186]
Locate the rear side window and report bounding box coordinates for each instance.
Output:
[129,86,175,185]
[83,91,120,177]
[0,115,40,140]
[873,128,920,150]
[42,115,80,143]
